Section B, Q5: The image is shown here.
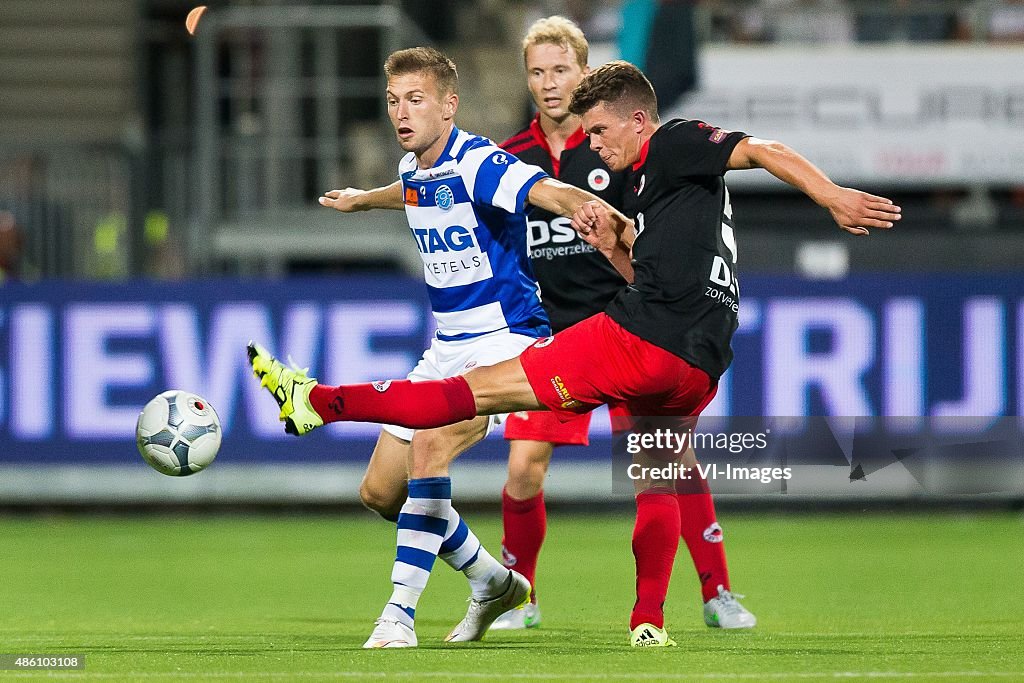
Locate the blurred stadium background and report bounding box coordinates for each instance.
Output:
[0,0,1022,507]
[1,2,1023,680]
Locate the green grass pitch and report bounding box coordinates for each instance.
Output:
[1,510,1022,681]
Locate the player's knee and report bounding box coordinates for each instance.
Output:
[507,453,549,499]
[506,471,544,499]
[359,480,404,519]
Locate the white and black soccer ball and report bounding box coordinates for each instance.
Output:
[136,390,222,476]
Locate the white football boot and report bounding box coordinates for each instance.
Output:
[703,585,757,629]
[362,618,417,648]
[444,570,531,642]
[489,600,542,631]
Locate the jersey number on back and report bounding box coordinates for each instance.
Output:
[709,188,738,296]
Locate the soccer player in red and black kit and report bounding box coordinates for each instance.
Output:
[489,16,754,633]
[249,60,901,647]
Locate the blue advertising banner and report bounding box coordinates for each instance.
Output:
[1,275,1021,469]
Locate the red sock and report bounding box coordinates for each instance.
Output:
[308,377,476,429]
[500,488,546,601]
[630,490,681,630]
[676,469,731,602]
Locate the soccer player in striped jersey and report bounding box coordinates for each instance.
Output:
[489,15,755,634]
[311,47,626,648]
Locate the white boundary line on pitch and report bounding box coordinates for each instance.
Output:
[2,671,1021,680]
[0,630,992,644]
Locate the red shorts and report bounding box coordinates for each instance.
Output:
[518,313,718,424]
[503,403,633,447]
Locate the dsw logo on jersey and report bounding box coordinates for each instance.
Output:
[707,252,740,313]
[412,226,477,254]
[527,217,577,248]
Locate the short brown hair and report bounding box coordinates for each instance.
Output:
[522,16,588,70]
[384,47,458,95]
[568,60,659,121]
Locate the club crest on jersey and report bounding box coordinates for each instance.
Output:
[587,168,610,191]
[435,184,454,211]
[371,380,392,393]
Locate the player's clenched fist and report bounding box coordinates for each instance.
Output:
[572,200,625,259]
[570,199,603,236]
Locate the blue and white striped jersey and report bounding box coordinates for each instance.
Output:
[400,126,551,341]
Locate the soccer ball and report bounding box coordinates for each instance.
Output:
[136,390,222,476]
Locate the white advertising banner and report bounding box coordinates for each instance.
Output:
[667,46,1024,186]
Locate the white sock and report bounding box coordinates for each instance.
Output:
[438,506,510,599]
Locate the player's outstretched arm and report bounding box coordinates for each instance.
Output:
[318,180,404,213]
[529,178,636,280]
[726,138,902,236]
[527,177,618,223]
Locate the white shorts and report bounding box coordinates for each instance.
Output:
[382,329,539,442]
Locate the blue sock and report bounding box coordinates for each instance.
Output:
[381,501,509,601]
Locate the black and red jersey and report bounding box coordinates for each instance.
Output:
[501,115,629,333]
[606,119,748,379]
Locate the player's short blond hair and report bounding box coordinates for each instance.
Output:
[522,16,589,69]
[384,47,459,95]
